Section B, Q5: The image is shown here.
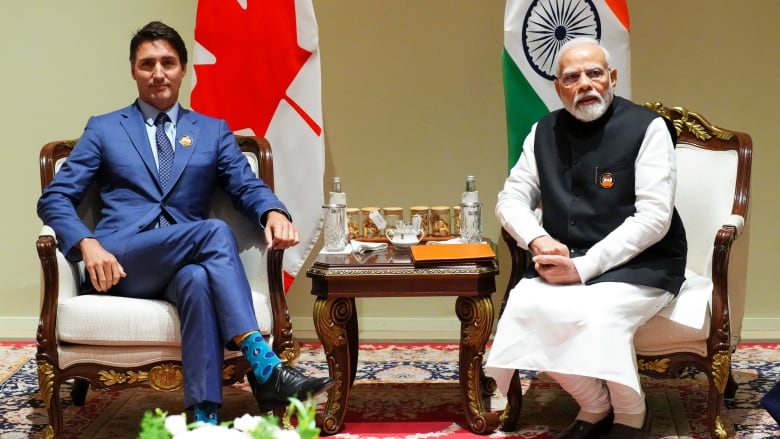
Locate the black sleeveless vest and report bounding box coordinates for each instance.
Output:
[531,96,687,295]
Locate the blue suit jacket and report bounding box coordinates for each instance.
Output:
[38,101,288,261]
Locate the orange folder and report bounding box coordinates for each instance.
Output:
[410,242,495,265]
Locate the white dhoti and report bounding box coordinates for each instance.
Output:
[485,277,673,396]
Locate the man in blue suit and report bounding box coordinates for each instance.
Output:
[37,21,331,424]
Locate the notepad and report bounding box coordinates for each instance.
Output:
[410,242,495,265]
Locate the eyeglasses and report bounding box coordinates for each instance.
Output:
[558,68,608,87]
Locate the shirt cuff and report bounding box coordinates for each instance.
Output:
[572,256,600,284]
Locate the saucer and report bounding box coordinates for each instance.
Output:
[389,241,420,250]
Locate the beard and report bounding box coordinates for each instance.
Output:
[565,85,614,122]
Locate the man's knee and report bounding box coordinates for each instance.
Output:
[196,218,239,248]
[168,264,211,305]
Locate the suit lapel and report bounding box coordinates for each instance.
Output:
[119,103,159,184]
[168,109,200,192]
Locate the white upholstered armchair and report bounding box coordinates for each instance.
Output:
[498,103,752,439]
[35,136,295,439]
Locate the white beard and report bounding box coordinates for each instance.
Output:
[566,86,614,122]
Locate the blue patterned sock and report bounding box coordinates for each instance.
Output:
[237,331,281,384]
[193,401,218,425]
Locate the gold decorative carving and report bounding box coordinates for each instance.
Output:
[98,369,129,386]
[42,426,54,439]
[126,370,149,384]
[637,358,670,373]
[712,350,731,394]
[280,346,297,367]
[313,298,350,348]
[222,364,236,381]
[97,364,183,390]
[466,357,486,415]
[149,364,184,391]
[715,415,727,439]
[324,358,344,415]
[36,360,54,409]
[644,102,734,142]
[457,296,493,350]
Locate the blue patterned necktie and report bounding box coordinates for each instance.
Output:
[154,112,174,226]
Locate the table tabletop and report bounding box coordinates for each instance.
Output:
[307,244,499,298]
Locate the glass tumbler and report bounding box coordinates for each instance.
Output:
[322,204,347,251]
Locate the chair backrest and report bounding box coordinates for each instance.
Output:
[208,136,275,294]
[644,103,752,278]
[38,135,275,292]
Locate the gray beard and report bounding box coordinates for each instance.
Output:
[567,86,614,122]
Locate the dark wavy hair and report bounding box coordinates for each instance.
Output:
[129,21,188,65]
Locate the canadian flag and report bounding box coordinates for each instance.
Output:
[192,0,325,290]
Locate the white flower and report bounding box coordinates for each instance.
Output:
[174,425,249,438]
[275,430,302,439]
[232,413,265,432]
[164,414,189,436]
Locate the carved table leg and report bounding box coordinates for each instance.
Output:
[456,295,500,434]
[313,297,356,435]
[347,298,359,387]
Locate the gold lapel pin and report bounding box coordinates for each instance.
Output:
[179,135,193,147]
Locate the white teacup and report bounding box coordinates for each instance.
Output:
[385,226,424,248]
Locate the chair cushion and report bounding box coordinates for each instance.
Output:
[635,312,709,357]
[57,290,272,346]
[634,269,712,358]
[56,343,244,370]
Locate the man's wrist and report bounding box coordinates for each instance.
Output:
[259,209,288,227]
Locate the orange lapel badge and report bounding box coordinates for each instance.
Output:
[179,135,193,147]
[599,172,614,188]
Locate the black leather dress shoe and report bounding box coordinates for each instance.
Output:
[555,411,614,439]
[250,363,334,411]
[606,409,651,439]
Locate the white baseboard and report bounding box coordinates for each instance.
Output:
[292,315,780,343]
[291,316,464,341]
[741,317,780,341]
[0,316,38,340]
[4,315,780,343]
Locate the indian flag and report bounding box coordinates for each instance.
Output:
[503,0,631,169]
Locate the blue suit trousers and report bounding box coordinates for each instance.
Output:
[96,218,259,408]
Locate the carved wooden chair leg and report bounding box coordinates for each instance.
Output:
[48,379,64,439]
[70,378,90,406]
[707,375,728,439]
[500,370,523,432]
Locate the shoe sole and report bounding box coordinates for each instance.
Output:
[256,378,335,412]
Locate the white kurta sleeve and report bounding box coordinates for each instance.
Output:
[496,123,549,250]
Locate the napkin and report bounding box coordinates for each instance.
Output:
[350,240,388,254]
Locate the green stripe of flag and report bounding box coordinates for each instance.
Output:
[502,48,549,172]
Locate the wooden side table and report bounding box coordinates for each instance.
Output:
[306,246,500,435]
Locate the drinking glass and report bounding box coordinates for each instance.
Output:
[322,204,347,251]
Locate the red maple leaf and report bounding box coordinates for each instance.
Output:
[192,0,320,136]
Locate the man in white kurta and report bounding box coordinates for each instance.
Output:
[486,38,686,439]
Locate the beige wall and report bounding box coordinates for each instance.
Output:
[1,1,777,340]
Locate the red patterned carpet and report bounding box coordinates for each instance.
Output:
[1,341,779,438]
